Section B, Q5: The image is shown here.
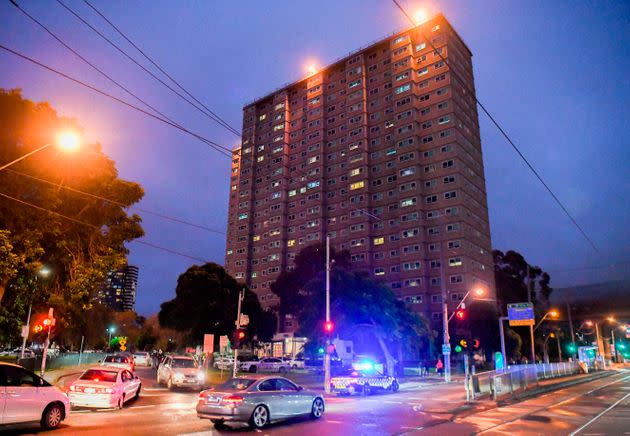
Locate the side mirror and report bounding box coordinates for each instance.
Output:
[97,360,102,363]
[134,375,139,379]
[297,386,304,391]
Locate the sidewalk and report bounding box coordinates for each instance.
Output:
[42,364,92,386]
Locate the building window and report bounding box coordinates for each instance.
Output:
[450,275,464,284]
[449,257,463,267]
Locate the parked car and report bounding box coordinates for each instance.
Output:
[11,348,36,359]
[241,357,290,374]
[213,355,234,371]
[132,352,151,367]
[282,357,305,370]
[329,368,399,395]
[67,366,141,409]
[101,354,135,372]
[157,355,205,390]
[197,376,324,429]
[0,362,69,429]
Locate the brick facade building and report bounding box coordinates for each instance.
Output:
[225,14,495,331]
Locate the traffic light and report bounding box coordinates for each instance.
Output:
[318,347,325,354]
[455,309,466,320]
[455,345,463,353]
[43,318,52,327]
[473,339,480,349]
[230,328,246,349]
[459,339,468,348]
[33,324,43,333]
[323,321,334,334]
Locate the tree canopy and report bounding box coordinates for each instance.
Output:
[158,262,275,345]
[0,88,144,345]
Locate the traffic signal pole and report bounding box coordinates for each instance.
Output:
[232,289,244,379]
[40,307,54,376]
[20,304,32,360]
[324,236,331,394]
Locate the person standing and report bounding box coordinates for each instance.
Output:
[436,358,444,376]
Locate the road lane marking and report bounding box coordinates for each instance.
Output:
[129,405,156,410]
[569,391,630,435]
[326,420,343,424]
[143,387,168,391]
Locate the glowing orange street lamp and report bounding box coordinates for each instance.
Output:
[414,9,429,25]
[0,130,81,172]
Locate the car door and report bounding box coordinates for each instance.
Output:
[159,357,170,381]
[121,370,136,400]
[255,378,286,419]
[2,366,43,424]
[275,378,305,415]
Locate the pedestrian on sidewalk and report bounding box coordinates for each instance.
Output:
[436,358,444,376]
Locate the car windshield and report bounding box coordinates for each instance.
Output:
[134,352,147,357]
[340,369,381,377]
[80,369,118,382]
[104,356,128,363]
[171,358,196,368]
[217,378,256,391]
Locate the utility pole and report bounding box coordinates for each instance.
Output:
[40,308,54,376]
[232,288,244,378]
[611,329,617,363]
[20,304,32,360]
[440,256,451,382]
[526,265,535,364]
[324,236,331,393]
[566,301,576,359]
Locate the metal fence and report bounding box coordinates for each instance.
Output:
[469,361,581,401]
[17,352,107,372]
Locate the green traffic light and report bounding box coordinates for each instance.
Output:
[318,347,324,354]
[455,345,462,353]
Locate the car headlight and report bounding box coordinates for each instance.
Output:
[173,372,185,380]
[197,372,205,382]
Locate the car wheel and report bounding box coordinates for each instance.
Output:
[279,366,287,374]
[249,365,257,373]
[167,377,173,390]
[250,404,269,429]
[390,380,399,393]
[310,398,325,419]
[292,364,298,370]
[41,403,64,429]
[135,384,142,399]
[117,395,125,410]
[362,383,371,396]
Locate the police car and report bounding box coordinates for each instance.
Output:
[329,363,399,396]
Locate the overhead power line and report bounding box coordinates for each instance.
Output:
[391,0,599,253]
[0,43,232,157]
[82,0,242,137]
[4,168,226,235]
[10,0,233,159]
[54,0,241,137]
[0,191,210,264]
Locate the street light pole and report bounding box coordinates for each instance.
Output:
[324,236,331,393]
[440,259,451,382]
[567,302,576,359]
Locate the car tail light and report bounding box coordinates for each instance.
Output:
[222,395,244,405]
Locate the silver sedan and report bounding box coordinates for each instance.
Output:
[196,376,325,429]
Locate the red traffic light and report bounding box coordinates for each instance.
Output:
[473,339,480,348]
[43,318,52,327]
[455,309,466,320]
[237,330,246,340]
[33,324,43,333]
[324,321,334,333]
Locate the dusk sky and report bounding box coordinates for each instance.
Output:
[1,0,629,316]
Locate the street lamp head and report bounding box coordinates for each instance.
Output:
[549,309,559,318]
[57,131,81,152]
[413,9,429,24]
[473,287,485,297]
[584,320,593,327]
[38,266,51,277]
[606,316,616,323]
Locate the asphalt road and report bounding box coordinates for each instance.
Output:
[4,367,630,435]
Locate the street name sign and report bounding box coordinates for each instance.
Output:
[507,302,535,326]
[442,343,451,354]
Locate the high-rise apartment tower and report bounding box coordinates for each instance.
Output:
[95,265,139,312]
[226,14,495,330]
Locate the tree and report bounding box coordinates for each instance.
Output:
[493,249,554,361]
[270,242,349,328]
[158,263,275,345]
[276,244,431,376]
[0,88,144,346]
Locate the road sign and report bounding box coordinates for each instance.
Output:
[494,351,504,371]
[119,337,127,352]
[21,325,29,338]
[239,314,250,326]
[442,343,451,354]
[507,302,535,326]
[219,335,229,352]
[203,334,214,353]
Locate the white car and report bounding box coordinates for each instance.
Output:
[213,356,234,371]
[0,362,69,429]
[243,357,290,374]
[101,354,135,372]
[283,357,305,370]
[157,355,205,390]
[133,352,151,367]
[68,366,141,409]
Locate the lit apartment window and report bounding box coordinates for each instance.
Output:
[418,67,428,76]
[374,267,385,276]
[395,84,411,94]
[287,240,296,247]
[401,198,416,207]
[415,42,426,51]
[449,257,463,267]
[238,213,248,220]
[252,235,260,242]
[350,181,365,190]
[259,114,267,121]
[373,237,384,245]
